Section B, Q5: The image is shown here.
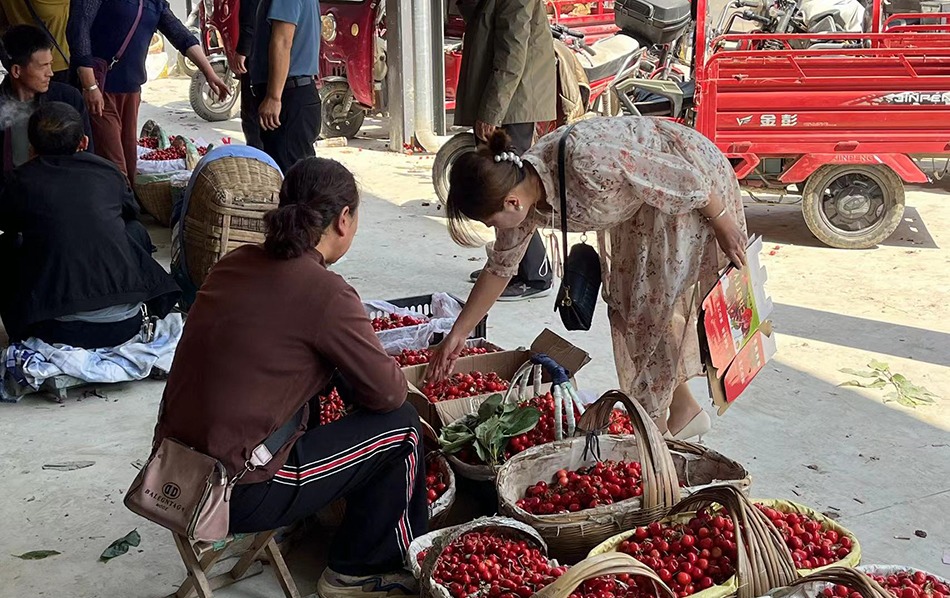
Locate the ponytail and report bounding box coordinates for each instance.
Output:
[263,204,323,259]
[263,158,360,259]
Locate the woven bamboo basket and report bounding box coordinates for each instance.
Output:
[443,360,581,483]
[410,517,549,598]
[495,390,683,563]
[531,553,675,598]
[134,174,175,226]
[589,511,740,598]
[591,485,799,598]
[754,499,862,575]
[769,567,895,598]
[181,156,281,287]
[857,566,950,590]
[425,419,457,530]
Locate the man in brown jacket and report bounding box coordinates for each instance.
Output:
[455,0,557,301]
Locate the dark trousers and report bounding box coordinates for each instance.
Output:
[90,91,141,186]
[240,74,263,150]
[229,403,427,576]
[23,315,142,349]
[251,82,321,173]
[504,122,552,289]
[126,219,156,254]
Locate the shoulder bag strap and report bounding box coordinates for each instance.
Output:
[262,404,306,455]
[21,0,68,64]
[112,0,145,67]
[557,123,578,264]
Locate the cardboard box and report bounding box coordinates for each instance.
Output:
[404,329,591,430]
[386,338,505,358]
[699,236,777,414]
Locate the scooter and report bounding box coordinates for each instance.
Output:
[431,25,645,204]
[187,0,241,123]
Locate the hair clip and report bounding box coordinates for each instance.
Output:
[493,151,523,168]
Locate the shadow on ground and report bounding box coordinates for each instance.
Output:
[774,304,950,367]
[744,202,939,250]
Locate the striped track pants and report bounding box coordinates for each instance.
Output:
[229,402,427,575]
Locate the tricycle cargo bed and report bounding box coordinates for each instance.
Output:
[696,39,950,156]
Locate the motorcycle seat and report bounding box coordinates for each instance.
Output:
[574,34,642,83]
[809,9,847,28]
[633,78,696,116]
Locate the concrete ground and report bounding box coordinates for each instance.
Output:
[1,77,948,598]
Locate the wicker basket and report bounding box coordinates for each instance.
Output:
[754,499,862,574]
[135,173,175,226]
[532,553,675,598]
[857,565,950,589]
[443,360,579,483]
[495,390,683,563]
[590,510,740,598]
[770,567,895,598]
[669,486,800,598]
[424,420,457,529]
[591,486,799,598]
[181,155,281,287]
[410,517,549,598]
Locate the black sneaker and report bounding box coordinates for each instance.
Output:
[498,282,553,302]
[469,269,482,282]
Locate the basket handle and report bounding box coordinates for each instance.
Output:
[420,419,440,454]
[419,517,547,597]
[668,485,798,598]
[786,567,892,598]
[532,553,676,598]
[503,355,580,440]
[577,390,682,513]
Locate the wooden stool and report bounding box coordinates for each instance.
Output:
[167,531,301,598]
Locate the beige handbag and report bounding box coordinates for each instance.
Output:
[125,408,304,542]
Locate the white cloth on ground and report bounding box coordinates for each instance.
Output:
[0,312,183,402]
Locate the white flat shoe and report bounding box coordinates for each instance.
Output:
[670,410,712,442]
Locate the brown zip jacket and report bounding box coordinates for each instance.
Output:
[454,0,557,127]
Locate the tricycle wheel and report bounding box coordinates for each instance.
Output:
[189,67,239,122]
[801,164,905,249]
[320,81,365,139]
[432,132,478,205]
[176,28,200,77]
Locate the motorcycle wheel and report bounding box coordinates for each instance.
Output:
[176,28,200,77]
[801,164,905,249]
[320,81,366,139]
[432,132,478,205]
[189,68,240,122]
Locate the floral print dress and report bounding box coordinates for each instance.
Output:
[485,117,746,418]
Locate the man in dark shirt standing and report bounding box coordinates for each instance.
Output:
[250,0,321,172]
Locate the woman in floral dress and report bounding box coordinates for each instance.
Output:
[427,117,748,438]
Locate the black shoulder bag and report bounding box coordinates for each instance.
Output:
[554,124,602,331]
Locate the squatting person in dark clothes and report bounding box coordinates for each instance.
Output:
[152,157,425,598]
[0,102,179,349]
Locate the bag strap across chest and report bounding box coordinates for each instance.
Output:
[558,122,578,261]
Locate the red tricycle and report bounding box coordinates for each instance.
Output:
[614,0,950,248]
